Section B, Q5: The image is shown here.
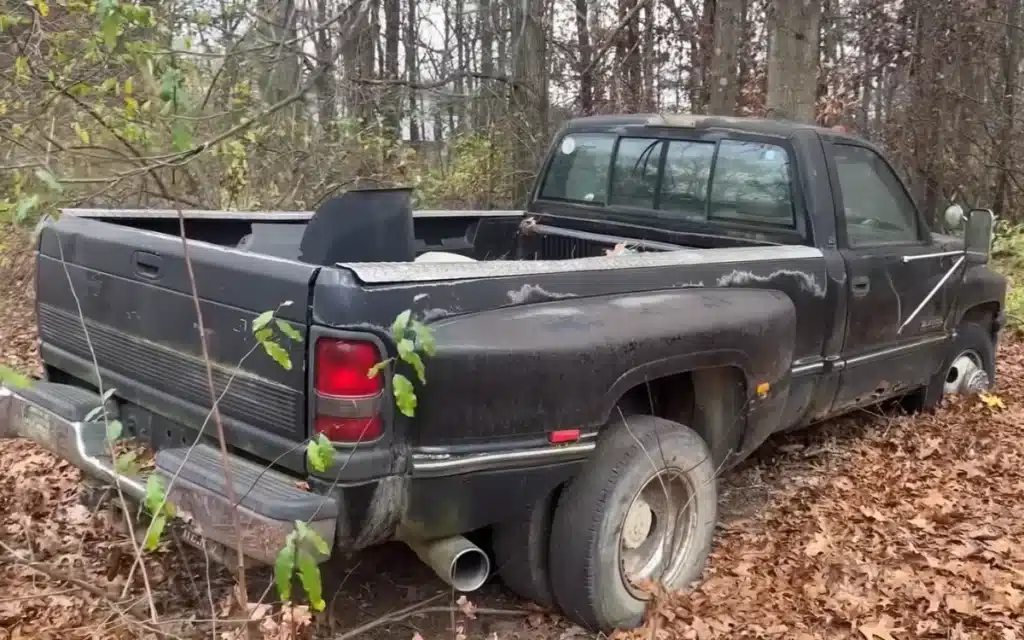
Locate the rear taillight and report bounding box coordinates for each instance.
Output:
[313,338,384,443]
[315,339,382,396]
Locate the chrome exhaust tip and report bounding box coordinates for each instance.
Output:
[404,535,491,592]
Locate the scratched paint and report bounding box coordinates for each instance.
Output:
[506,283,577,305]
[716,268,827,298]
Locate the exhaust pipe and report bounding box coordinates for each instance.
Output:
[404,535,491,592]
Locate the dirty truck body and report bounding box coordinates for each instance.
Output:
[1,114,1006,631]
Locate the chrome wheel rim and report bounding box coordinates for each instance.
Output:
[617,468,696,597]
[944,349,989,395]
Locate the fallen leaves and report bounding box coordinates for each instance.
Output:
[614,341,1024,640]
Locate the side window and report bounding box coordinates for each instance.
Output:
[660,140,715,220]
[832,144,920,247]
[709,140,795,227]
[539,133,616,204]
[609,137,665,209]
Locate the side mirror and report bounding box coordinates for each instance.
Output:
[964,208,995,264]
[944,204,965,230]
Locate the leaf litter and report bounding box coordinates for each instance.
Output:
[2,222,1024,639]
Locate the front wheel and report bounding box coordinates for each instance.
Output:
[547,415,717,632]
[913,321,996,410]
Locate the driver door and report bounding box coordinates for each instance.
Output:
[828,142,954,412]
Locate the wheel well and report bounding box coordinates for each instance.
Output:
[613,366,747,466]
[961,301,1001,341]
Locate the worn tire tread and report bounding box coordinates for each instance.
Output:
[548,415,716,631]
[492,491,557,609]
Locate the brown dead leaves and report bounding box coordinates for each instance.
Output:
[616,340,1024,640]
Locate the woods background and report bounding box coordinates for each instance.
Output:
[1,0,1022,225]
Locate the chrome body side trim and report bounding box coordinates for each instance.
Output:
[844,334,947,367]
[411,442,596,477]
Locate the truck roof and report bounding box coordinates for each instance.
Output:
[561,113,864,142]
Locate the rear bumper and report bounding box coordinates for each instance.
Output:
[0,381,336,565]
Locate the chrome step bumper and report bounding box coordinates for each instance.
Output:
[0,381,337,565]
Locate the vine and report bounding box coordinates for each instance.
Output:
[253,306,434,610]
[369,309,436,417]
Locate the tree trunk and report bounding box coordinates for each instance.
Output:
[708,0,743,115]
[405,0,419,142]
[383,0,401,138]
[576,0,594,114]
[765,0,822,123]
[994,0,1021,217]
[511,0,548,203]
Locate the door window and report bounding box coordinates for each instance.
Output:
[833,144,921,247]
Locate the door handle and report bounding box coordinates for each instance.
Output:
[132,250,162,280]
[851,276,870,297]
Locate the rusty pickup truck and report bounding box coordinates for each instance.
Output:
[0,114,1006,631]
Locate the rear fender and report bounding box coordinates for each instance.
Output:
[414,287,797,448]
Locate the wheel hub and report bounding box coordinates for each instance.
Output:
[622,498,653,549]
[617,470,696,596]
[944,351,989,395]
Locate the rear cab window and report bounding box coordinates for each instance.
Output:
[538,130,801,237]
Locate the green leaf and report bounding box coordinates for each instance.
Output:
[274,541,296,602]
[404,351,426,385]
[106,419,123,442]
[367,361,388,378]
[410,320,436,357]
[252,310,274,333]
[0,365,32,389]
[306,433,335,473]
[144,513,166,551]
[296,549,325,611]
[261,340,292,370]
[115,451,140,475]
[171,120,192,152]
[392,373,417,417]
[390,309,412,341]
[275,318,303,343]
[254,328,272,343]
[296,521,331,556]
[14,195,40,223]
[101,13,120,51]
[144,474,165,514]
[14,56,28,81]
[35,168,63,194]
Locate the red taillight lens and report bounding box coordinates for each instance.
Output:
[315,338,382,397]
[314,416,382,442]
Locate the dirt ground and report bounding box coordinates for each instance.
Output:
[2,226,1023,639]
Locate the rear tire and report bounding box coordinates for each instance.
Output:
[492,490,557,609]
[547,415,717,632]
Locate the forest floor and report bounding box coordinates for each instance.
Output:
[2,224,1023,640]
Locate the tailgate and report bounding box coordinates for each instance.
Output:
[35,216,317,468]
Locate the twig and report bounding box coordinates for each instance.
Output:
[0,587,79,604]
[332,595,531,640]
[53,236,160,623]
[0,550,141,619]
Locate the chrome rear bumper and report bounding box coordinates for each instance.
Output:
[0,381,336,565]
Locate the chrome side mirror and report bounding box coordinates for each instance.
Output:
[944,204,965,230]
[964,208,995,265]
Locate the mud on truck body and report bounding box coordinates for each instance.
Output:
[0,114,1006,631]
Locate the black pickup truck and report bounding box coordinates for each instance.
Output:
[0,114,1006,631]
